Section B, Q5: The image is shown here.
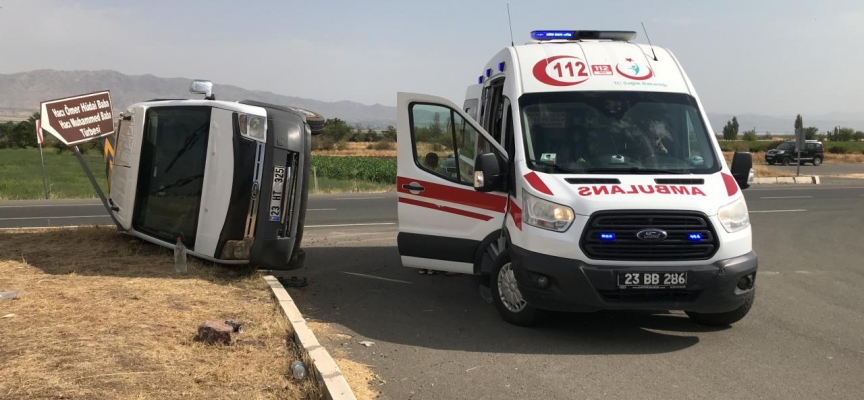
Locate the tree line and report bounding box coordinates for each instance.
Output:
[721,113,864,142]
[312,118,397,151]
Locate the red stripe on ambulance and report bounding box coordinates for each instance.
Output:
[398,197,494,221]
[523,171,553,196]
[397,176,506,212]
[577,185,706,197]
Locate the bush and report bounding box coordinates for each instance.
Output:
[311,156,396,184]
[311,136,335,151]
[367,141,394,151]
[829,145,848,154]
[336,140,349,151]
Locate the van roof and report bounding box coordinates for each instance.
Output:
[495,40,693,95]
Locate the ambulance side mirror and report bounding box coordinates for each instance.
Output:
[730,151,753,190]
[474,153,503,192]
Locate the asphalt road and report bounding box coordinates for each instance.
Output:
[289,182,861,400]
[3,183,864,399]
[770,162,864,176]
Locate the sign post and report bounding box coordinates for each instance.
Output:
[35,120,50,199]
[40,91,123,230]
[795,127,805,177]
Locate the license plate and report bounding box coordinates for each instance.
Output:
[617,272,687,289]
[268,165,286,222]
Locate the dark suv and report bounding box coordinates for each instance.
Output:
[765,140,824,166]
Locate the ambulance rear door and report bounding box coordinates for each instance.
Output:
[396,92,508,274]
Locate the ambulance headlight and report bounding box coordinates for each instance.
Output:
[717,197,750,233]
[238,113,267,141]
[522,189,574,232]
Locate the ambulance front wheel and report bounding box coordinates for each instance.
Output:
[490,250,543,327]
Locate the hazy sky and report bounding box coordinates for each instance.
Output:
[1,0,861,117]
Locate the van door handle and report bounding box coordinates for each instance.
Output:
[402,183,425,192]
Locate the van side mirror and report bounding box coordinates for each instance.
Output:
[190,80,215,100]
[474,153,502,192]
[730,151,754,190]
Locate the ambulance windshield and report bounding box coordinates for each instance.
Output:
[520,91,720,175]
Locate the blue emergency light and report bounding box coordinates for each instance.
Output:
[531,30,637,42]
[688,233,703,241]
[600,233,616,241]
[498,62,505,72]
[531,30,575,40]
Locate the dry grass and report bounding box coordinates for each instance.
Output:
[313,142,397,158]
[306,322,380,400]
[0,227,318,400]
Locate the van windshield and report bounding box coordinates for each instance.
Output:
[520,91,720,175]
[776,142,795,151]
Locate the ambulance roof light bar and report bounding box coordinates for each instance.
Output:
[530,30,637,42]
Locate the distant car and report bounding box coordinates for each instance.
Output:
[765,140,823,166]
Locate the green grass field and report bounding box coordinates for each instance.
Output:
[0,149,395,200]
[0,148,109,200]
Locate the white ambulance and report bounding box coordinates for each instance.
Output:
[396,30,757,327]
[105,80,323,270]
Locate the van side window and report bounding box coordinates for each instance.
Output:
[409,103,491,185]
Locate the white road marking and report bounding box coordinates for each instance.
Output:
[0,225,114,231]
[307,208,337,211]
[306,222,396,228]
[749,209,806,214]
[332,196,387,200]
[0,203,102,208]
[0,215,108,221]
[760,271,780,276]
[759,196,813,199]
[342,272,412,284]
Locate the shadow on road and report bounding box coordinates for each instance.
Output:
[277,245,724,356]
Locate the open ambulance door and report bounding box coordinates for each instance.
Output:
[396,92,508,274]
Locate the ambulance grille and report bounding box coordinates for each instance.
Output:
[580,211,718,261]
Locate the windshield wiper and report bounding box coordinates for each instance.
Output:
[586,167,686,174]
[533,160,581,174]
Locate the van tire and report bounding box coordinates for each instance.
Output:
[812,157,822,166]
[781,157,791,166]
[490,250,543,327]
[686,291,754,327]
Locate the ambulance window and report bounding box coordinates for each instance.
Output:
[463,99,479,122]
[484,79,506,144]
[409,103,491,185]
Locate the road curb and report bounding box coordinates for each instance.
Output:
[263,275,357,400]
[752,176,820,185]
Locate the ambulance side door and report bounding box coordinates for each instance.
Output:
[396,92,508,274]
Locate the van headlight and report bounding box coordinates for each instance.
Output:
[238,113,267,141]
[717,197,750,233]
[522,189,574,232]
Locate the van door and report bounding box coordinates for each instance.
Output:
[396,92,508,274]
[109,114,139,230]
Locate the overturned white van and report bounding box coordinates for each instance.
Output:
[396,30,757,327]
[105,81,323,270]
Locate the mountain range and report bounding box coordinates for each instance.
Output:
[1,70,862,133]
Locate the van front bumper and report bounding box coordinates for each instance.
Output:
[511,245,757,314]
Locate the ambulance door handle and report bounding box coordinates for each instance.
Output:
[402,183,425,192]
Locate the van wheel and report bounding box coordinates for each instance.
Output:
[686,291,754,327]
[781,157,791,166]
[490,250,542,327]
[812,157,822,166]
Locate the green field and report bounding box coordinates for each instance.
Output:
[0,149,397,200]
[0,148,108,200]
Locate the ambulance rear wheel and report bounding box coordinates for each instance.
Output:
[490,250,542,327]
